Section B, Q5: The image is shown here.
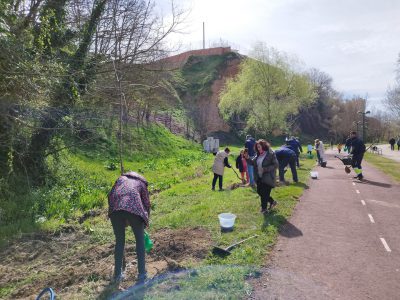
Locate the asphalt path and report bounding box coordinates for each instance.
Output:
[250,150,400,299]
[376,144,400,163]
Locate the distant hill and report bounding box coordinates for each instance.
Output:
[157,47,244,142]
[157,47,331,143]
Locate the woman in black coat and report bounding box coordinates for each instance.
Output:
[248,140,279,213]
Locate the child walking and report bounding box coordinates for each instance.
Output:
[236,149,249,184]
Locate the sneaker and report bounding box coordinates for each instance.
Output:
[211,187,215,191]
[218,188,224,191]
[353,175,359,179]
[358,174,364,180]
[260,208,268,214]
[270,201,278,210]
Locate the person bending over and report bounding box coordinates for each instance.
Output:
[275,146,298,184]
[108,171,150,285]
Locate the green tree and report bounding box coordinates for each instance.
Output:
[219,42,316,136]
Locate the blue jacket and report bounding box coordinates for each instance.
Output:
[245,138,256,157]
[275,147,296,161]
[285,139,302,154]
[349,137,366,155]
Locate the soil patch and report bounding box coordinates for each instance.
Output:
[0,227,212,299]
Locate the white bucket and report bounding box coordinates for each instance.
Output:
[218,213,236,229]
[310,171,319,179]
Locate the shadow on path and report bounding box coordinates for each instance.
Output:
[278,221,303,238]
[293,182,309,189]
[262,212,303,238]
[357,179,392,188]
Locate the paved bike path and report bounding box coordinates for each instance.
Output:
[250,151,400,299]
[376,144,400,163]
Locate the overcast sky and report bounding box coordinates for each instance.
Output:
[162,0,400,111]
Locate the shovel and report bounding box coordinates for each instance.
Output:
[212,235,258,256]
[231,167,245,184]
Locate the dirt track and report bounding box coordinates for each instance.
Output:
[0,226,211,299]
[251,150,400,299]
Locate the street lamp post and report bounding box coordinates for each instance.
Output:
[357,110,370,142]
[353,121,361,134]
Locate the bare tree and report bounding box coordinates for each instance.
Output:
[384,53,400,118]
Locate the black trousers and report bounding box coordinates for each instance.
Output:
[110,211,146,279]
[352,153,364,172]
[256,180,273,210]
[212,173,223,189]
[295,152,300,167]
[278,155,298,182]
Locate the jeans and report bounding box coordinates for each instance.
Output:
[316,151,323,165]
[110,211,146,279]
[247,165,255,185]
[212,173,223,190]
[278,155,298,182]
[256,180,273,210]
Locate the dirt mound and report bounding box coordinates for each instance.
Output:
[0,227,212,299]
[229,182,248,190]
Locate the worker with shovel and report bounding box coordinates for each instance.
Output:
[348,131,366,180]
[212,147,232,191]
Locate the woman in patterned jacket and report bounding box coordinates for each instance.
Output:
[108,171,150,283]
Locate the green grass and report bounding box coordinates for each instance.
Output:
[364,152,400,183]
[81,147,312,298]
[0,125,202,245]
[181,53,239,97]
[0,122,315,299]
[106,151,314,298]
[151,152,313,266]
[118,265,256,299]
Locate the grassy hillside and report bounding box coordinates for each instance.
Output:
[0,125,202,245]
[0,123,315,299]
[181,54,231,96]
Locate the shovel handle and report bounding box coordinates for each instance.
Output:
[226,235,258,251]
[231,168,242,181]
